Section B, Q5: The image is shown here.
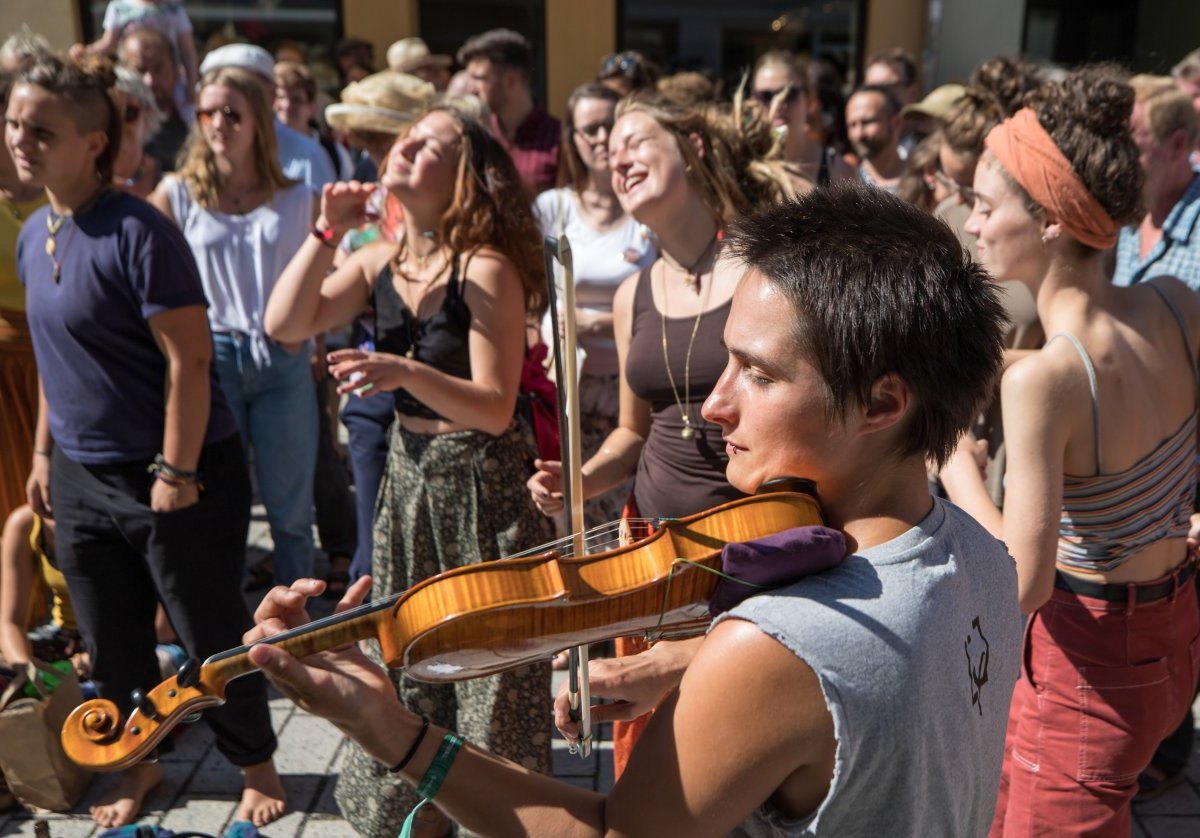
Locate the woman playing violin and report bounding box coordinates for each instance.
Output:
[264,100,554,838]
[249,185,1023,837]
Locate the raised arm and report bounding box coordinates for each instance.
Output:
[265,182,381,342]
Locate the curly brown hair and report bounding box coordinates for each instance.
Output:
[944,58,1043,161]
[427,102,547,317]
[1013,65,1143,232]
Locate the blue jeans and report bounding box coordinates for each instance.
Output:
[214,334,316,585]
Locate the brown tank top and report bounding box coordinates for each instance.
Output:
[624,269,744,519]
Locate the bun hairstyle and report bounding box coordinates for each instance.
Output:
[1016,65,1143,229]
[16,51,122,182]
[944,58,1043,160]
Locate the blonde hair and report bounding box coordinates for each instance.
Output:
[615,92,802,226]
[1130,73,1199,147]
[177,67,294,209]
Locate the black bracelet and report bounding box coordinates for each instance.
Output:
[150,453,201,481]
[388,715,430,774]
[33,449,52,458]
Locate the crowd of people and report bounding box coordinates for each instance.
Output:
[1,5,1200,836]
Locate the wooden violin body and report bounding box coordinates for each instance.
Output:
[62,488,822,771]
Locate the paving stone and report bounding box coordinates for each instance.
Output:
[277,775,322,818]
[273,716,344,775]
[160,722,215,764]
[157,795,238,834]
[186,749,243,796]
[2,814,98,837]
[308,774,341,817]
[297,816,357,837]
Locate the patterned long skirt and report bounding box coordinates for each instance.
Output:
[335,420,555,837]
[578,372,630,529]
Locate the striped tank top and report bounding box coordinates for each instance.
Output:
[1056,283,1198,572]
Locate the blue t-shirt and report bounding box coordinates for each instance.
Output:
[18,189,238,464]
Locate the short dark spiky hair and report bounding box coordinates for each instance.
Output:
[726,182,1006,467]
[457,29,533,79]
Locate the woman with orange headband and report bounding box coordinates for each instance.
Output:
[940,67,1200,835]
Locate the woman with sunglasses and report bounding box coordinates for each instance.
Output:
[265,101,555,838]
[535,82,657,527]
[111,65,162,199]
[150,66,318,589]
[527,92,796,776]
[939,67,1200,834]
[596,50,660,97]
[752,50,854,187]
[9,52,284,829]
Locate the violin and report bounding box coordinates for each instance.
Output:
[61,484,823,771]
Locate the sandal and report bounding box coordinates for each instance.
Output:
[1134,763,1186,803]
[323,555,352,599]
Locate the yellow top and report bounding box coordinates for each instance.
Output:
[28,514,77,632]
[0,192,48,311]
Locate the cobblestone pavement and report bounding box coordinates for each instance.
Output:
[1,509,1196,836]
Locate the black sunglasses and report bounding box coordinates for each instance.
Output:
[751,86,801,108]
[197,105,243,128]
[600,52,641,76]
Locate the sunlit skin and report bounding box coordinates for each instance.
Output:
[5,84,107,210]
[1176,74,1200,118]
[963,155,1049,289]
[118,33,178,115]
[608,110,698,226]
[197,84,255,162]
[845,90,899,162]
[273,84,314,135]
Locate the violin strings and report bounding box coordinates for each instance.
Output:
[506,518,660,559]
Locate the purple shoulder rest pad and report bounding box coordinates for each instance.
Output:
[709,525,847,617]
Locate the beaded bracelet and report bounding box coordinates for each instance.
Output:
[387,715,429,773]
[399,733,464,838]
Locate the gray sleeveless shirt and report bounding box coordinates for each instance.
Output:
[720,499,1021,837]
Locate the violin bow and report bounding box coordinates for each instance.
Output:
[543,234,593,758]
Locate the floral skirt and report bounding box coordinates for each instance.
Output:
[334,420,555,837]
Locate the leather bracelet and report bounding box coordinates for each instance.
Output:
[387,715,429,773]
[311,223,337,249]
[33,449,52,458]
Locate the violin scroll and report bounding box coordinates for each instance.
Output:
[61,674,225,771]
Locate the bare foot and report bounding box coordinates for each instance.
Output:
[90,761,162,828]
[236,760,287,827]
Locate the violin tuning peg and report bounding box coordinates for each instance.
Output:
[176,657,201,688]
[130,689,159,720]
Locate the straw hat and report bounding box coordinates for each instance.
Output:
[325,71,435,134]
[901,83,968,120]
[387,37,453,75]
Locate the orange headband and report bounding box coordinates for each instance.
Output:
[984,108,1119,250]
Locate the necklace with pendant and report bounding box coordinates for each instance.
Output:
[45,187,108,284]
[395,232,447,359]
[659,253,716,440]
[660,231,718,290]
[45,210,74,284]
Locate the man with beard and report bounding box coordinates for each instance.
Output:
[846,84,904,194]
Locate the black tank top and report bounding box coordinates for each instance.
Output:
[373,254,472,420]
[624,269,743,519]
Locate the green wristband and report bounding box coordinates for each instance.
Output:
[416,733,463,800]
